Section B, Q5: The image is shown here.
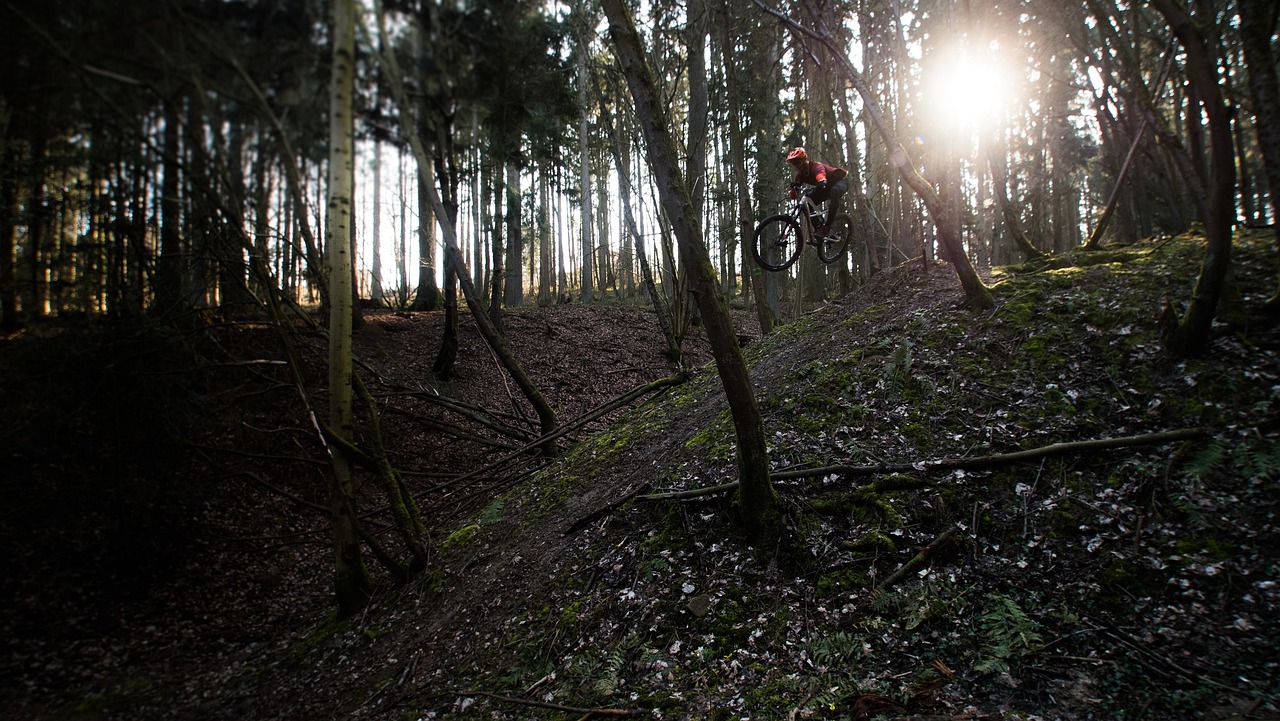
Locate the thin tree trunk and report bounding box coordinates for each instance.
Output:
[0,133,17,333]
[374,0,558,454]
[397,151,409,303]
[1151,0,1236,357]
[489,157,504,329]
[504,159,523,307]
[577,11,594,303]
[603,0,778,542]
[156,97,185,315]
[989,153,1045,260]
[595,74,682,358]
[325,0,373,619]
[371,141,383,303]
[1239,0,1280,311]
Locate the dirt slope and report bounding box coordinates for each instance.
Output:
[4,233,1280,720]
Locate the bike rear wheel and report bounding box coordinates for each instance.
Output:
[816,213,853,263]
[752,214,803,271]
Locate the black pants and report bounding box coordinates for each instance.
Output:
[808,178,849,227]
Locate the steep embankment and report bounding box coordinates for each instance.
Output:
[220,232,1280,721]
[7,233,1278,721]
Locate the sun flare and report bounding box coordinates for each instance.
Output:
[925,44,1016,132]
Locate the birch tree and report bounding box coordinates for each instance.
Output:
[324,0,373,618]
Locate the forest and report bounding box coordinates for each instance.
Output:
[2,0,1280,719]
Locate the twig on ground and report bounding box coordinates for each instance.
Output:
[457,690,646,717]
[874,525,961,592]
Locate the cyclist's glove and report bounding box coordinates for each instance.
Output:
[817,178,828,189]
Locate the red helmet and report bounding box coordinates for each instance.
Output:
[786,146,808,163]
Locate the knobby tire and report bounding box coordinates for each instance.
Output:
[753,214,803,272]
[817,213,853,263]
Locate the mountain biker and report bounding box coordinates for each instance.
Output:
[785,147,849,236]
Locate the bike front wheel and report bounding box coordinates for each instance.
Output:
[816,213,853,263]
[752,214,803,271]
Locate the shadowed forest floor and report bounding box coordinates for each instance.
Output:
[3,232,1280,720]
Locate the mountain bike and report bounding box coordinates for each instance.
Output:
[752,186,852,272]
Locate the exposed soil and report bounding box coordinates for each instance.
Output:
[3,233,1280,721]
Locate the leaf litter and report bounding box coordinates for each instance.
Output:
[2,234,1279,720]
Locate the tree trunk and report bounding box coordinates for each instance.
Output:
[374,1,558,453]
[155,97,184,315]
[538,163,553,305]
[434,256,459,378]
[489,158,505,329]
[504,159,523,308]
[577,9,594,303]
[594,71,681,357]
[412,161,442,311]
[1152,0,1236,357]
[0,138,17,333]
[686,0,708,222]
[397,152,409,304]
[371,141,383,303]
[989,152,1045,260]
[603,0,778,542]
[25,135,46,319]
[325,0,373,619]
[1239,0,1280,311]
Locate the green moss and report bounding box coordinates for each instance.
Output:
[816,568,868,597]
[1174,535,1234,562]
[1095,560,1163,615]
[850,528,896,554]
[441,523,479,552]
[558,600,583,626]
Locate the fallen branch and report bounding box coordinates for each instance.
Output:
[458,690,646,717]
[775,427,1209,481]
[423,373,688,501]
[638,428,1209,501]
[637,481,739,501]
[874,525,961,592]
[562,480,653,536]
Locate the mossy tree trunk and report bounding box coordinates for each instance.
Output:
[603,0,779,543]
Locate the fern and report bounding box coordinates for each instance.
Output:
[591,647,626,698]
[1183,439,1226,484]
[807,630,862,669]
[869,587,910,615]
[883,344,914,400]
[975,592,1042,674]
[1236,438,1280,482]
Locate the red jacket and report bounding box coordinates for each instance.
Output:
[793,161,848,187]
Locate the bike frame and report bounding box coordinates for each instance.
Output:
[791,191,829,245]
